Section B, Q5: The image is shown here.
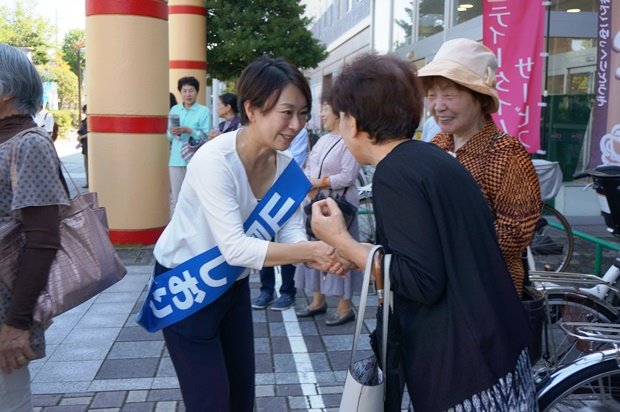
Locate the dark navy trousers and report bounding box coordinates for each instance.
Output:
[259,264,296,297]
[154,262,255,412]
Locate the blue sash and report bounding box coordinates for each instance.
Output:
[136,161,311,332]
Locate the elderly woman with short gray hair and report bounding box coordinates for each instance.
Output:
[0,44,69,410]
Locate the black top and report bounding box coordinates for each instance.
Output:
[78,118,88,154]
[373,140,531,411]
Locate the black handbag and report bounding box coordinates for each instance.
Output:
[522,285,545,364]
[304,138,358,239]
[304,189,358,238]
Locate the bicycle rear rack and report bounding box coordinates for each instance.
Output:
[530,270,620,300]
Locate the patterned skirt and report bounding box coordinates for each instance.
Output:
[445,348,537,412]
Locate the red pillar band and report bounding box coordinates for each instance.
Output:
[169,60,208,70]
[89,115,168,134]
[168,5,206,15]
[109,227,165,246]
[86,0,168,20]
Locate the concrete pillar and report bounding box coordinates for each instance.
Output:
[168,0,207,105]
[85,0,170,245]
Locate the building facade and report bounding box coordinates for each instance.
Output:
[306,0,601,215]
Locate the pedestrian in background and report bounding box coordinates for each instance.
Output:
[167,76,211,214]
[34,103,54,139]
[77,104,88,189]
[311,53,536,411]
[208,92,240,140]
[152,55,343,411]
[0,44,70,411]
[419,38,542,297]
[295,91,361,326]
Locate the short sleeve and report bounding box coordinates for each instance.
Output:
[11,132,69,211]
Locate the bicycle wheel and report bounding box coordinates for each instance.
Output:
[538,293,619,371]
[358,196,375,244]
[529,204,574,272]
[537,351,620,411]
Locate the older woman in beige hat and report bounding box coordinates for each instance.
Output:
[418,38,542,298]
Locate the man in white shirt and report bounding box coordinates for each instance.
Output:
[33,104,54,139]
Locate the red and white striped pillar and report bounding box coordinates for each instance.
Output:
[168,0,207,105]
[85,0,170,245]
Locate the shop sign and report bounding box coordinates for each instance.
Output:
[590,0,620,167]
[483,0,545,154]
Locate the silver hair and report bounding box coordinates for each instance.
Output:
[0,44,43,116]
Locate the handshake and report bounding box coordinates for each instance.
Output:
[304,198,365,276]
[306,241,357,276]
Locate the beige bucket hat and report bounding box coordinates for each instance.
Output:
[418,38,499,114]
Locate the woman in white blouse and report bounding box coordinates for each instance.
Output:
[152,56,342,412]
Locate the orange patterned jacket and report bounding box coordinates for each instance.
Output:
[432,121,542,296]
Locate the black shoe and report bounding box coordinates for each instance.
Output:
[296,303,327,317]
[325,310,355,326]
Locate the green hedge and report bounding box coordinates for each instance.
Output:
[49,109,80,139]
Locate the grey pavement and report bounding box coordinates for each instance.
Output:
[33,139,617,411]
[33,140,397,412]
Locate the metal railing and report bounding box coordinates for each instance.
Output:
[548,220,620,276]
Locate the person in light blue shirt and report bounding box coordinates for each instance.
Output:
[167,76,211,214]
[287,127,308,167]
[420,114,440,142]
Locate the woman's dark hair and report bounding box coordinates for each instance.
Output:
[177,76,200,93]
[320,88,338,116]
[169,92,178,109]
[331,54,424,143]
[237,55,311,125]
[219,93,238,114]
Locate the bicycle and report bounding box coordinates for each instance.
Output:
[528,160,574,273]
[357,166,375,244]
[530,166,620,372]
[536,322,620,411]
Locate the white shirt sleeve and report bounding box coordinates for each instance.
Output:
[186,150,270,269]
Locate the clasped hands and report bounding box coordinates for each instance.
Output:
[306,198,358,276]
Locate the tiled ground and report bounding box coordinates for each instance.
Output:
[38,142,617,411]
[29,258,399,411]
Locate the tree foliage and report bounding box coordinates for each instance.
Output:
[61,29,86,76]
[39,52,78,109]
[205,0,327,81]
[0,0,54,65]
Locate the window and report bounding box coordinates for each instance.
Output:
[452,0,482,26]
[418,0,444,40]
[550,0,597,12]
[393,0,414,50]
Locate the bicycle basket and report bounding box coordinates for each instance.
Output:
[590,165,620,236]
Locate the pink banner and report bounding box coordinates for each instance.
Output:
[483,0,545,154]
[589,0,620,167]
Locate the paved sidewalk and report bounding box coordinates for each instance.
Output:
[30,260,387,412]
[32,141,390,411]
[35,141,617,411]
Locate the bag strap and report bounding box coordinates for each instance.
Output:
[9,127,74,198]
[317,138,343,178]
[349,245,390,382]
